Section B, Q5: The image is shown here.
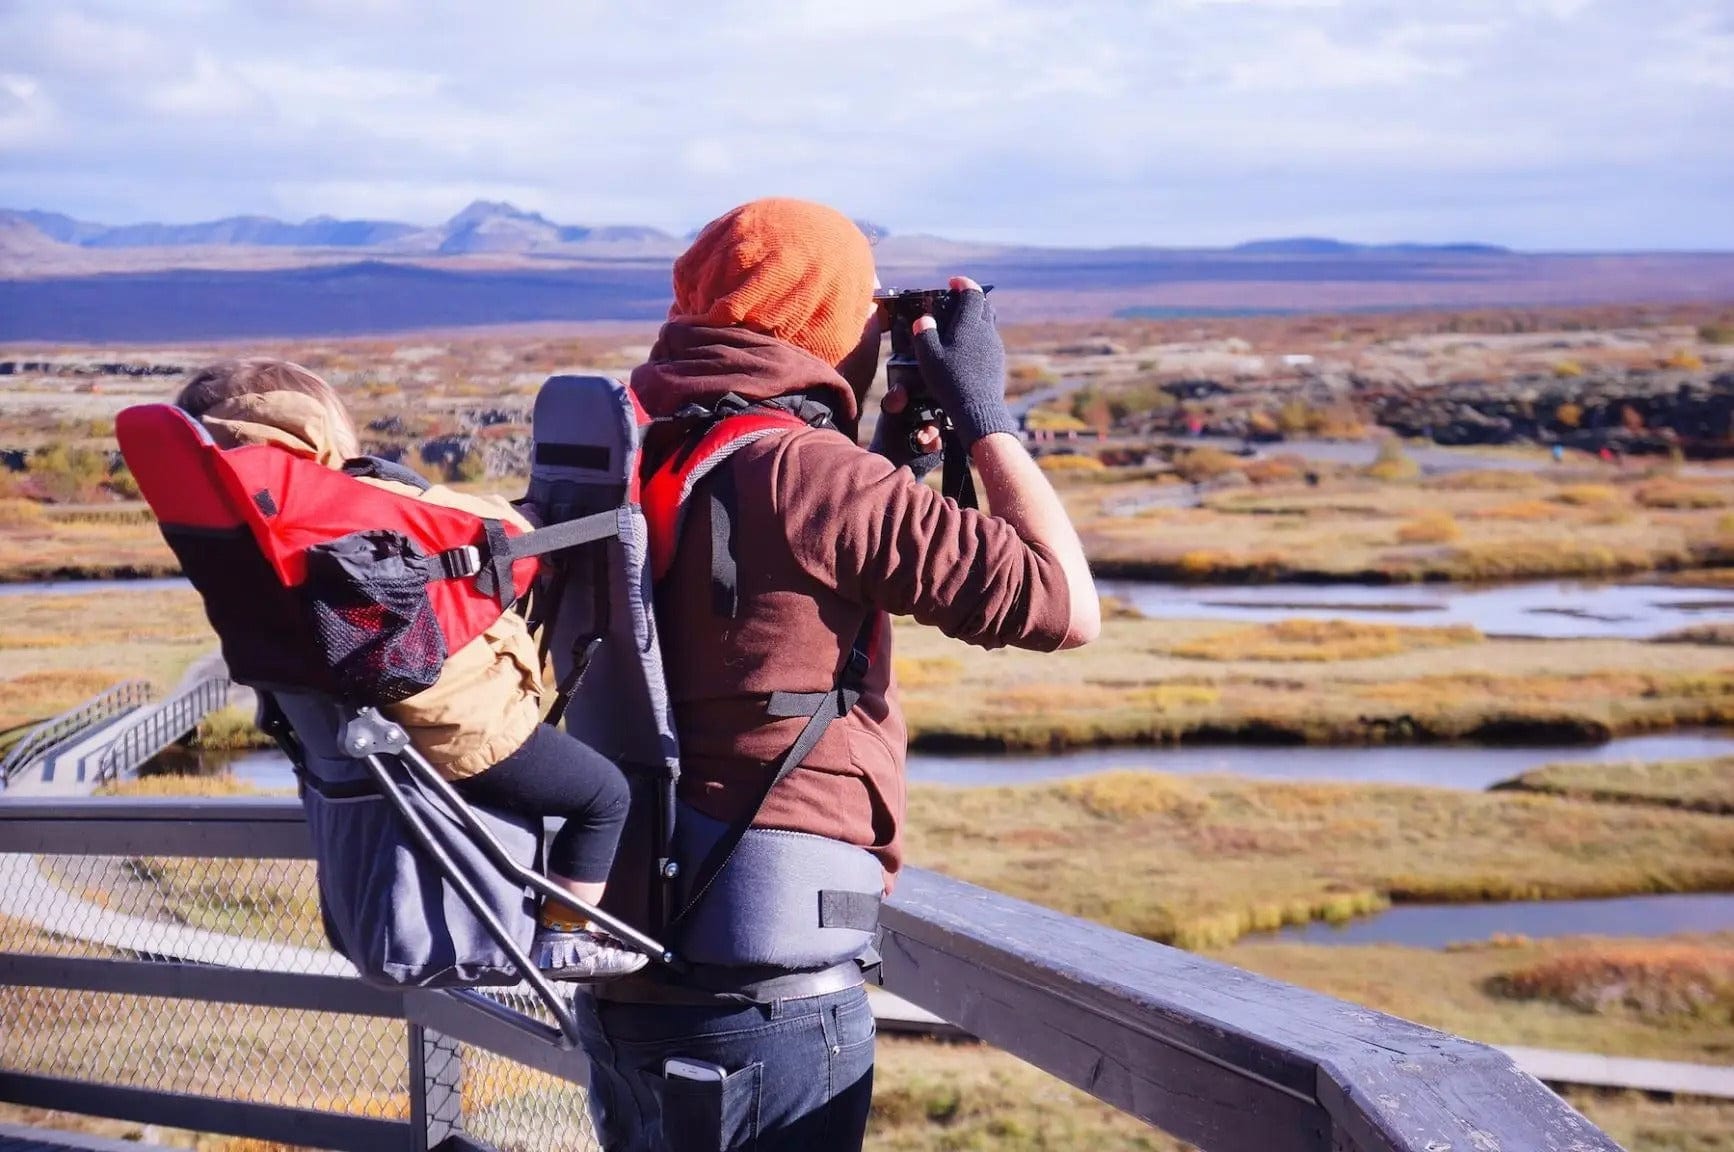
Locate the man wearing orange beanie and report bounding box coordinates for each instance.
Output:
[573,198,1099,1152]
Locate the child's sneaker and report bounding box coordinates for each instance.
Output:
[533,926,649,981]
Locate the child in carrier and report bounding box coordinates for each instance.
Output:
[175,357,645,981]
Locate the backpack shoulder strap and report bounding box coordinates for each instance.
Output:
[640,407,812,590]
[671,610,882,928]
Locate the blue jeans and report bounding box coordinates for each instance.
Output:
[573,985,876,1152]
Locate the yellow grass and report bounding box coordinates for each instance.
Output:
[1036,452,1106,473]
[1223,933,1734,1063]
[1490,944,1734,1020]
[1165,619,1481,663]
[0,589,215,712]
[97,774,272,798]
[195,705,274,750]
[1499,756,1734,815]
[1553,484,1625,507]
[1076,466,1734,583]
[1395,510,1461,543]
[894,613,1734,749]
[905,772,1734,948]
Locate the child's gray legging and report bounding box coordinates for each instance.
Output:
[452,724,629,884]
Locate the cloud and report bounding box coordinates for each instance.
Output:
[0,0,1728,248]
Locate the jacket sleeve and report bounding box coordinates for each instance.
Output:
[769,430,1072,652]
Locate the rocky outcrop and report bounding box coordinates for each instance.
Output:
[0,360,184,377]
[1373,370,1734,456]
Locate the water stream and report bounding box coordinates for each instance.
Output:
[1266,894,1734,947]
[1098,578,1734,640]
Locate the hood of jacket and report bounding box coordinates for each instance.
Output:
[196,390,349,468]
[629,322,861,432]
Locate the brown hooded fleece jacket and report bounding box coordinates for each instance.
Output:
[632,323,1072,887]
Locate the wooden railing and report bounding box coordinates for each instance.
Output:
[0,682,155,787]
[91,676,231,786]
[0,799,1621,1151]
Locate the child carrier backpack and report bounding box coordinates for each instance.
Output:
[526,376,885,979]
[116,403,665,1047]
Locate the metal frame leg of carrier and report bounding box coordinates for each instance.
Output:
[312,707,674,1048]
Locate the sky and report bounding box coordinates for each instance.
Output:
[0,0,1730,251]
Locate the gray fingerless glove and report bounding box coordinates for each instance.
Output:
[911,288,1018,448]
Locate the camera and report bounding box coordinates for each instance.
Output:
[874,285,994,454]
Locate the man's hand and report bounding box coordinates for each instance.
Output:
[910,276,1018,449]
[871,385,943,478]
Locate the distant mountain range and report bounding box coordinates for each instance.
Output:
[1,200,683,258]
[1,200,1520,262]
[4,201,1730,341]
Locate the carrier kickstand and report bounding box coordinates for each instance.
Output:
[338,709,676,967]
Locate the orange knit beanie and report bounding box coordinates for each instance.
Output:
[670,198,876,369]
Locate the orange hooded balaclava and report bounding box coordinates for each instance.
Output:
[670,198,877,369]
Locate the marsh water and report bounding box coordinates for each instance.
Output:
[1268,893,1734,947]
[906,731,1734,790]
[1097,578,1734,640]
[14,575,1734,640]
[81,570,1734,946]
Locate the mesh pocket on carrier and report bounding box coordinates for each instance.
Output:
[303,530,448,704]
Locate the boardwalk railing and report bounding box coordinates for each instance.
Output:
[0,682,155,787]
[0,799,1621,1152]
[91,676,231,787]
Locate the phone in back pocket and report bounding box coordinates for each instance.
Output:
[662,1056,727,1083]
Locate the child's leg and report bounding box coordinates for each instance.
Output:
[450,724,629,914]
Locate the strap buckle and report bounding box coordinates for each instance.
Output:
[437,545,483,579]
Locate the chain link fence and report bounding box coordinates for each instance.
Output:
[0,850,599,1151]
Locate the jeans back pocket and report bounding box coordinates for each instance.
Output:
[661,1061,762,1152]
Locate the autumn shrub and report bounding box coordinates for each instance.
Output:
[1170,447,1244,484]
[1396,511,1462,544]
[1363,439,1419,482]
[894,656,965,689]
[1036,453,1106,474]
[194,706,274,751]
[104,464,141,500]
[1026,407,1090,434]
[1428,469,1543,492]
[1243,455,1306,485]
[1699,323,1734,345]
[1490,945,1734,1020]
[1059,772,1211,821]
[1635,479,1730,509]
[1553,360,1586,379]
[1472,499,1558,521]
[0,499,47,528]
[1664,349,1705,371]
[1169,619,1482,663]
[450,452,487,483]
[1551,484,1624,507]
[28,442,110,503]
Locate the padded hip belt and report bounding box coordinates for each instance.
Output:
[670,803,883,970]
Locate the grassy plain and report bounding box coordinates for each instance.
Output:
[903,771,1734,948]
[1069,462,1734,584]
[1499,756,1734,814]
[894,612,1734,749]
[0,586,212,736]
